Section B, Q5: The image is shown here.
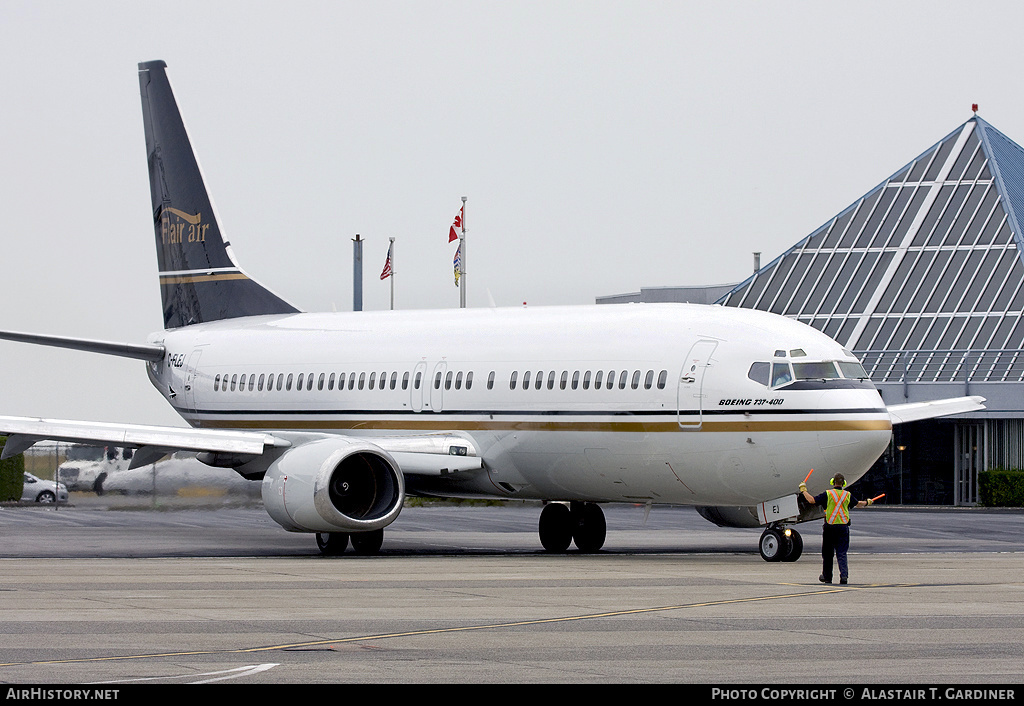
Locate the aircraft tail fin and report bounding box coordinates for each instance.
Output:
[138,60,300,329]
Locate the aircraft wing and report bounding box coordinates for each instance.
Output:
[0,415,482,476]
[886,395,986,424]
[0,415,290,468]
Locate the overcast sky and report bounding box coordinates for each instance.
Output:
[3,1,1024,426]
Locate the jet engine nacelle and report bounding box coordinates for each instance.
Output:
[261,437,405,533]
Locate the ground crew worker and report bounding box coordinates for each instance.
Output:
[799,473,873,584]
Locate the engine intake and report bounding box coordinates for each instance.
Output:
[262,437,405,533]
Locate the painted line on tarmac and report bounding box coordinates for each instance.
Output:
[90,663,280,684]
[0,583,915,669]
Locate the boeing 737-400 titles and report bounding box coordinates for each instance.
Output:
[0,61,985,559]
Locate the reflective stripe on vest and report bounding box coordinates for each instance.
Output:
[825,489,851,525]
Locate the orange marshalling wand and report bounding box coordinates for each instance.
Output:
[870,494,885,503]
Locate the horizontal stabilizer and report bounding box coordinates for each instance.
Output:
[0,329,164,362]
[887,396,986,425]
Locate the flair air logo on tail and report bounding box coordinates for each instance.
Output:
[161,207,210,244]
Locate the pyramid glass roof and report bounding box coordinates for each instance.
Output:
[718,116,1024,384]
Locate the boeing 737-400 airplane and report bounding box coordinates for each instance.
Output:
[0,61,985,559]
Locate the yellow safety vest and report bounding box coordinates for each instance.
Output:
[825,488,851,525]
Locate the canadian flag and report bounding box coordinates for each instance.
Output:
[448,205,464,243]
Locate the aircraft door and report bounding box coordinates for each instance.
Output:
[429,361,448,413]
[677,340,717,430]
[411,361,427,412]
[183,348,203,414]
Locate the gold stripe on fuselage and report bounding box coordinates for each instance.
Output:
[188,417,893,433]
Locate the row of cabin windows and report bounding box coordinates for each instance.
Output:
[214,370,485,393]
[214,371,420,393]
[509,369,669,391]
[213,368,670,393]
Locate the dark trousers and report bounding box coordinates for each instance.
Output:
[821,523,850,580]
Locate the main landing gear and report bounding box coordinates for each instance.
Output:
[315,528,385,556]
[538,501,606,553]
[758,524,803,562]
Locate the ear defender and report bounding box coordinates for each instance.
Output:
[830,476,848,488]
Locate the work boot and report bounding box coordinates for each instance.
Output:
[819,574,831,584]
[840,577,848,584]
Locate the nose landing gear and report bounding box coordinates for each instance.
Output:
[759,524,803,562]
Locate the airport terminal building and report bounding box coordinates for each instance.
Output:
[601,115,1024,505]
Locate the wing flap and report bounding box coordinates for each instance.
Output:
[887,396,986,424]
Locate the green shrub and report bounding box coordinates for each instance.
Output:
[0,436,26,501]
[978,469,1024,507]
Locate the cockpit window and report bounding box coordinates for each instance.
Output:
[771,362,793,387]
[838,361,869,379]
[793,361,840,380]
[748,362,770,386]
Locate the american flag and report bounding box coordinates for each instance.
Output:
[453,243,461,286]
[380,242,393,280]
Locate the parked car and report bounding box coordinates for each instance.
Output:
[21,473,68,504]
[57,446,132,493]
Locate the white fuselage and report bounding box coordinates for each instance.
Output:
[147,303,892,506]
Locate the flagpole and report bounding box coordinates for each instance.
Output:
[460,196,467,309]
[389,237,395,311]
